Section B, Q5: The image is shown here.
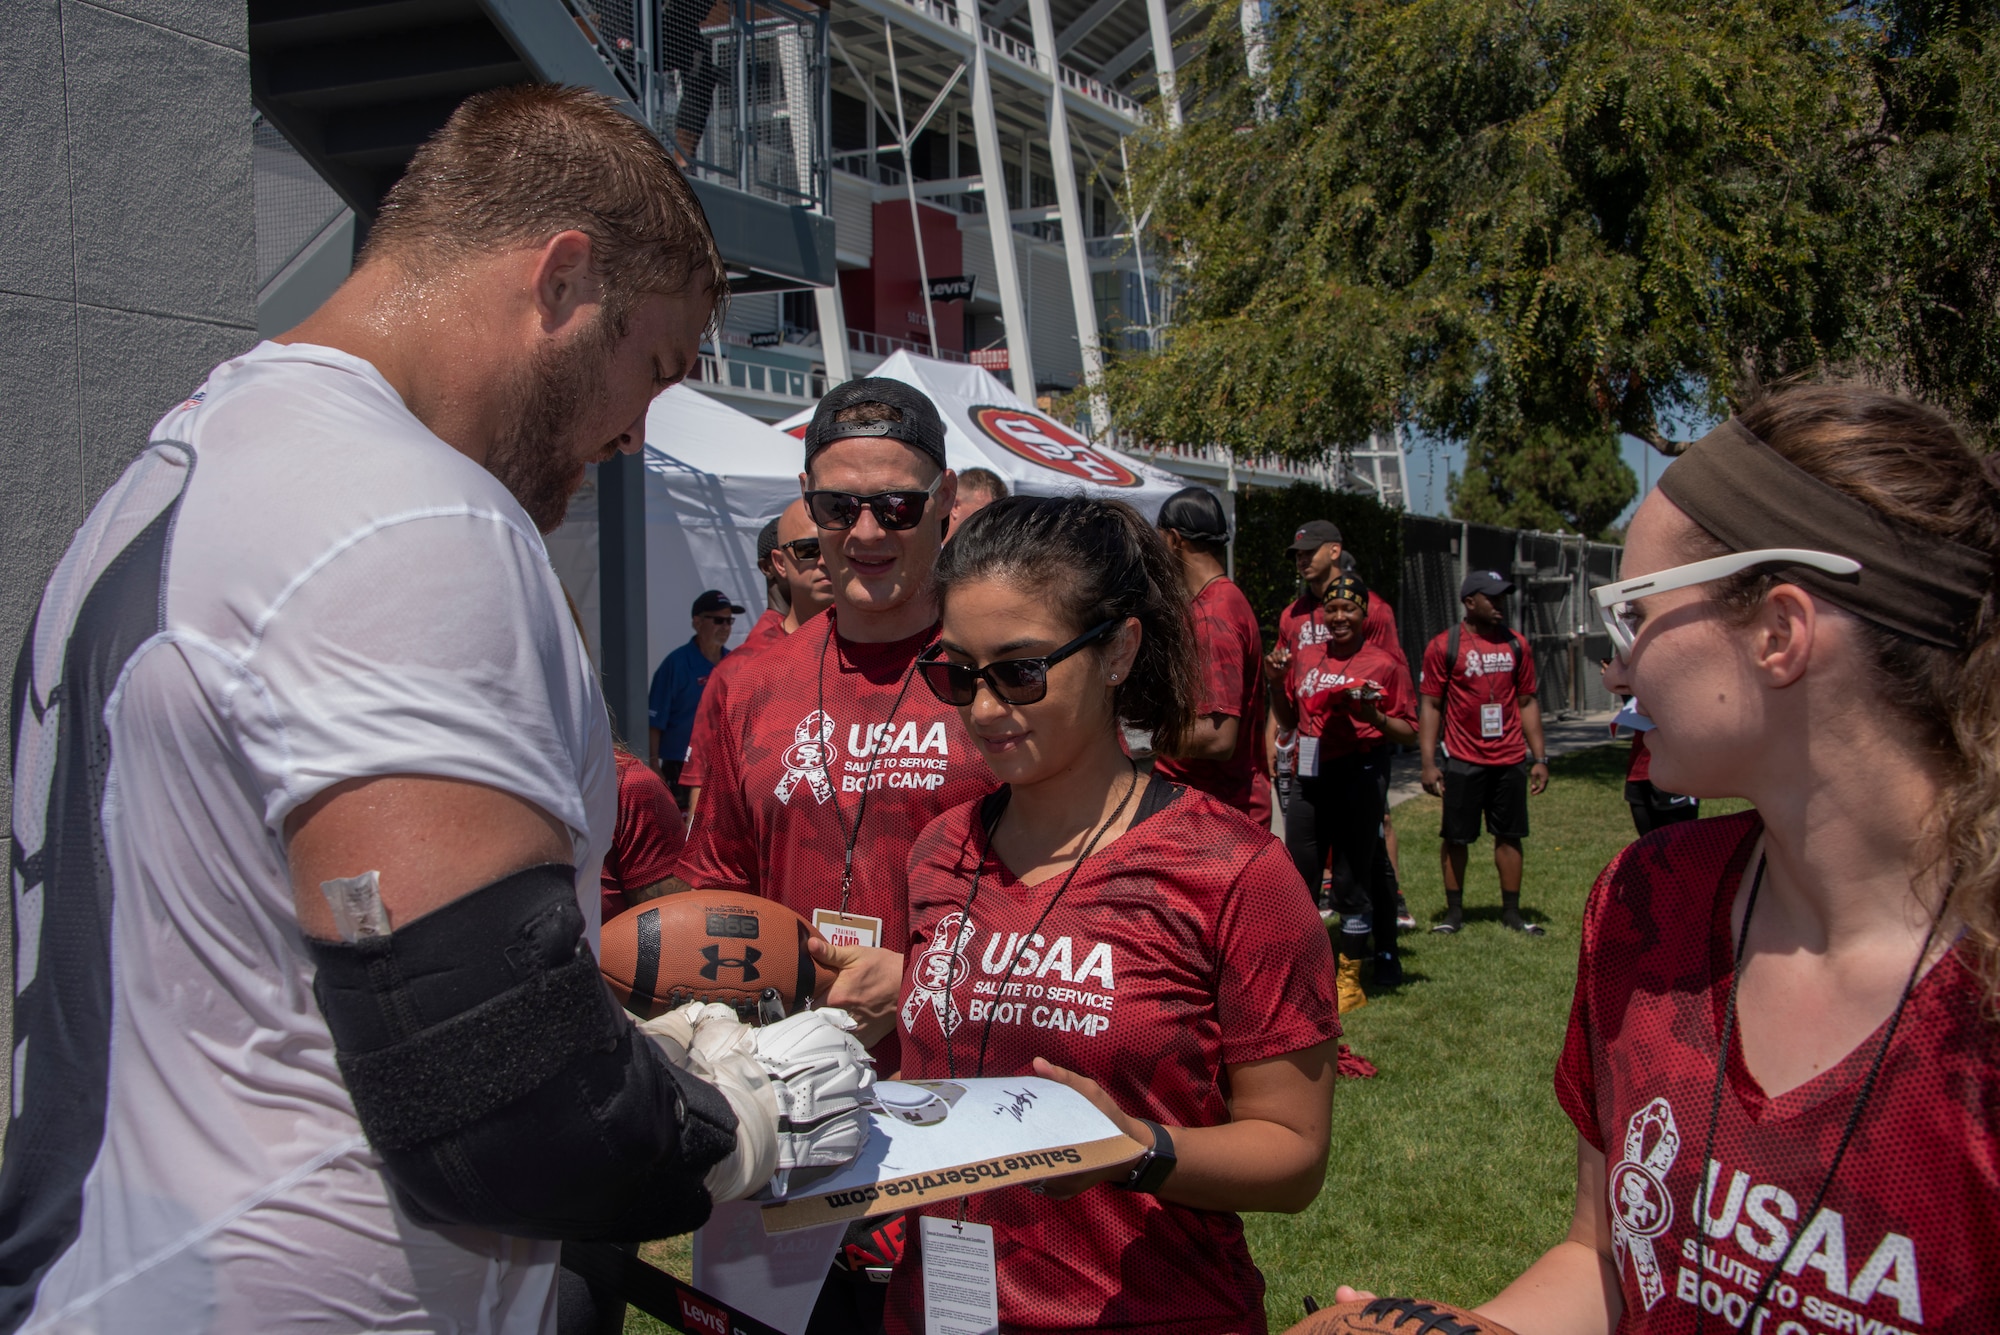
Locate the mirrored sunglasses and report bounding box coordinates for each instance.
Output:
[803,474,945,531]
[917,620,1120,707]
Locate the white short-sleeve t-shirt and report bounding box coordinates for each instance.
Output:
[3,342,616,1333]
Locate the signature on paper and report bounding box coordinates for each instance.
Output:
[993,1087,1039,1122]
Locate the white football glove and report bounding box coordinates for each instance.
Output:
[637,1003,779,1203]
[753,1008,876,1173]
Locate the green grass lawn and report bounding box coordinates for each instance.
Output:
[626,743,1744,1334]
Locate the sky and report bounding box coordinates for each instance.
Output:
[1401,431,1686,530]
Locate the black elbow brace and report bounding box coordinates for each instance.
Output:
[307,864,738,1240]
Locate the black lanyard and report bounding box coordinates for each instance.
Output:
[816,618,922,916]
[1690,852,1942,1335]
[946,762,1140,1081]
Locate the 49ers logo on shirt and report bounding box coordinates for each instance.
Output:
[902,911,977,1036]
[902,918,1118,1039]
[1611,1098,1680,1311]
[1611,1097,1929,1331]
[969,406,1141,487]
[776,710,838,804]
[1461,648,1516,678]
[777,710,954,804]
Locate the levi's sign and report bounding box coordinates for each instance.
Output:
[748,331,783,348]
[928,275,977,302]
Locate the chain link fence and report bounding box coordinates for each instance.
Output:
[1401,515,1623,718]
[1238,486,1623,720]
[568,0,828,211]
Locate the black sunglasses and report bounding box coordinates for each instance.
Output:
[918,620,1120,707]
[778,536,822,562]
[803,474,944,531]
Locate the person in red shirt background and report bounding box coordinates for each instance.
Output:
[1151,485,1269,824]
[1339,385,2000,1333]
[892,493,1338,1335]
[742,514,792,651]
[599,747,686,921]
[1419,570,1550,936]
[1273,571,1418,1011]
[1599,662,1702,838]
[667,379,999,1332]
[680,496,834,816]
[1265,520,1415,929]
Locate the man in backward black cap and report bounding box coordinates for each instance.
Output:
[666,380,1000,1327]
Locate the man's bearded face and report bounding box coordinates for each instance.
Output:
[487,312,622,534]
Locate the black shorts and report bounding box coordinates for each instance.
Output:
[1625,779,1699,836]
[1440,757,1529,844]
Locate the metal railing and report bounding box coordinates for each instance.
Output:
[868,0,1142,120]
[689,351,826,402]
[566,0,831,212]
[849,328,969,362]
[1401,516,1624,718]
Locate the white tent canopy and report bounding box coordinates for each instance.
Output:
[545,358,1194,676]
[545,383,805,673]
[773,352,1190,514]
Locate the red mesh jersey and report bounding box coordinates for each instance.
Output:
[1278,591,1404,738]
[1627,731,1653,783]
[1152,577,1266,816]
[681,608,797,790]
[1556,812,2000,1334]
[886,780,1339,1335]
[1296,640,1415,762]
[1419,623,1537,765]
[673,614,998,1072]
[599,748,685,925]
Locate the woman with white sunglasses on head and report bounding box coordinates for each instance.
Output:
[1332,383,2000,1333]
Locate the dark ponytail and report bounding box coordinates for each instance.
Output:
[935,494,1199,754]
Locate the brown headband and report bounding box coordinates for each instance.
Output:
[1655,418,1992,649]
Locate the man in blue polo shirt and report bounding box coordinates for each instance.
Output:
[648,588,742,799]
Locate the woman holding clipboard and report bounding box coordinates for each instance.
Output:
[886,495,1341,1335]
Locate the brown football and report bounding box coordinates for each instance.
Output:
[600,894,823,1022]
[1285,1298,1519,1335]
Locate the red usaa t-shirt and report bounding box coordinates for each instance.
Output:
[1151,577,1266,816]
[1277,590,1404,739]
[1419,623,1537,766]
[599,748,686,927]
[1556,813,2000,1334]
[680,607,809,790]
[886,781,1340,1335]
[673,613,998,1072]
[1295,641,1416,764]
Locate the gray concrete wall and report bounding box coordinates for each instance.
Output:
[2,0,258,1142]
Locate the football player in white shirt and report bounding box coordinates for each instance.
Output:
[3,85,869,1334]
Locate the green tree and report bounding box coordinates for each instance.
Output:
[1104,0,2000,531]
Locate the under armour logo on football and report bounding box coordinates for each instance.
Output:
[698,944,762,981]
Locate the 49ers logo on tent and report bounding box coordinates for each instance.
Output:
[969,405,1140,487]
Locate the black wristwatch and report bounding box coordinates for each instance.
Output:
[1117,1120,1178,1195]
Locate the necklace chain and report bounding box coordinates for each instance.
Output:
[948,761,1141,1081]
[816,618,922,917]
[1690,851,1941,1335]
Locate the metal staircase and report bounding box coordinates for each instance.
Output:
[248,0,833,290]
